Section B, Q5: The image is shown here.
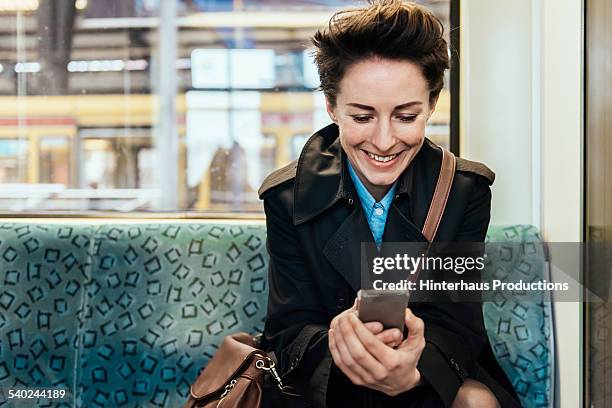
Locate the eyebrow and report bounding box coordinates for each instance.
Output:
[346,101,423,111]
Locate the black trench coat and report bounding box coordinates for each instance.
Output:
[258,124,520,408]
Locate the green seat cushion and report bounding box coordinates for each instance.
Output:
[484,225,554,408]
[0,223,94,407]
[0,221,554,407]
[75,223,268,407]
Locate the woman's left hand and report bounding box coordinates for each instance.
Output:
[328,307,426,396]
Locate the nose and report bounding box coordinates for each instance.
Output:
[371,119,395,153]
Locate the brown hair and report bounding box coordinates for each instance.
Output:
[311,0,449,107]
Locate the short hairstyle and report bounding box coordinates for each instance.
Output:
[311,0,449,107]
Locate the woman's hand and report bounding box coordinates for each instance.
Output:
[328,304,426,396]
[332,299,404,348]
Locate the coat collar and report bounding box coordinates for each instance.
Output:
[293,123,426,226]
[296,124,441,293]
[321,195,430,293]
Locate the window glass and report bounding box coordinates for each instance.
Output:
[39,136,71,185]
[0,139,28,184]
[0,0,450,213]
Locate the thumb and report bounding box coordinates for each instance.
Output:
[398,308,425,350]
[351,297,359,311]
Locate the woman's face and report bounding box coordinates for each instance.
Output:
[327,57,435,199]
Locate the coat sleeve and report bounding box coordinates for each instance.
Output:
[261,192,333,407]
[410,176,493,407]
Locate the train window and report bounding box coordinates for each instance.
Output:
[0,0,451,215]
[83,140,151,189]
[82,139,116,189]
[0,139,28,184]
[206,137,274,210]
[39,137,71,186]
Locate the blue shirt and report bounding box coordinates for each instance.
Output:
[347,161,397,246]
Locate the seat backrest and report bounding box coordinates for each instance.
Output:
[0,221,553,408]
[0,223,94,405]
[76,223,269,407]
[484,225,554,408]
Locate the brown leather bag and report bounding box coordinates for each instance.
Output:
[183,332,296,408]
[183,146,455,408]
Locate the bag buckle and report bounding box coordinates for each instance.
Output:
[220,378,237,398]
[256,357,285,391]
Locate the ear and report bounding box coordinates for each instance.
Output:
[325,96,337,123]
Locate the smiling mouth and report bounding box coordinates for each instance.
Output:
[364,150,400,163]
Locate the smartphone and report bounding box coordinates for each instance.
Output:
[357,289,409,331]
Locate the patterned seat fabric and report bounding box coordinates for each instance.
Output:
[0,223,94,408]
[484,225,554,408]
[0,222,553,407]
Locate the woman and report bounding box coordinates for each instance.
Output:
[259,1,520,407]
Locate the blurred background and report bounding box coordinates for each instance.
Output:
[0,0,451,213]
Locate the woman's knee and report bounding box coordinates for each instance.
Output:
[450,379,500,408]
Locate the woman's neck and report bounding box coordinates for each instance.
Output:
[360,174,392,202]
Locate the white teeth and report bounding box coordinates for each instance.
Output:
[367,152,398,162]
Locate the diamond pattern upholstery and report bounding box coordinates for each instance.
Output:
[0,222,552,407]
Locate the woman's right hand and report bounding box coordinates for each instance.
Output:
[331,298,404,348]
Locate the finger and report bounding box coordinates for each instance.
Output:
[331,326,370,386]
[364,321,383,334]
[375,327,403,346]
[398,308,425,353]
[330,316,338,331]
[331,306,357,331]
[342,315,387,376]
[330,329,367,387]
[404,308,425,343]
[367,323,402,347]
[328,329,344,366]
[350,314,399,371]
[377,337,400,348]
[336,315,377,383]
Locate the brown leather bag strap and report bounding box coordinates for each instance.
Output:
[421,147,456,242]
[404,148,456,301]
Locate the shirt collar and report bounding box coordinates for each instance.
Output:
[292,123,421,226]
[347,160,397,218]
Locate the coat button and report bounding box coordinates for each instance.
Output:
[449,357,460,372]
[336,298,345,309]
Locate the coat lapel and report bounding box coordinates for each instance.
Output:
[322,205,375,293]
[322,197,428,293]
[383,199,428,243]
[300,125,439,292]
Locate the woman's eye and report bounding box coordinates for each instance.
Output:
[397,115,417,123]
[352,116,372,123]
